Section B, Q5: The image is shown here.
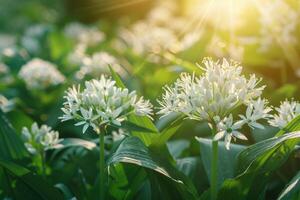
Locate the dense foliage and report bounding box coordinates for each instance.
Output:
[0,0,300,199]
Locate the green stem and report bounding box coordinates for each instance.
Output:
[99,130,105,200]
[211,124,218,200]
[41,150,46,179]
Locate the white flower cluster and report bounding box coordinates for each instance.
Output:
[0,95,14,113]
[158,58,271,149]
[21,24,49,54]
[258,0,299,52]
[60,75,153,134]
[21,123,61,154]
[19,58,65,90]
[64,22,105,46]
[76,51,125,79]
[269,100,300,129]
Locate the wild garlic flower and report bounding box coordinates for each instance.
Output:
[214,114,246,150]
[0,95,14,113]
[60,75,153,134]
[19,58,65,90]
[239,98,272,129]
[21,123,61,154]
[76,51,125,79]
[157,58,270,148]
[269,100,300,129]
[64,22,105,46]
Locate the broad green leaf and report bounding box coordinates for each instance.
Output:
[277,171,300,200]
[0,159,64,200]
[108,136,200,199]
[0,109,28,160]
[218,131,300,200]
[237,131,300,175]
[196,138,246,188]
[152,115,184,147]
[167,139,190,159]
[107,136,181,182]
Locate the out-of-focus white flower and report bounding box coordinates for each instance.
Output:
[60,75,153,134]
[19,58,65,90]
[76,51,125,79]
[214,114,246,150]
[64,22,105,46]
[269,100,300,129]
[117,0,202,61]
[67,43,87,66]
[258,0,299,52]
[239,98,272,129]
[0,95,14,113]
[0,34,16,50]
[157,58,269,149]
[0,63,9,75]
[21,24,50,54]
[21,123,61,154]
[206,36,244,61]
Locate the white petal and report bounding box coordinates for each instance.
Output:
[82,123,89,133]
[214,131,225,141]
[233,131,248,140]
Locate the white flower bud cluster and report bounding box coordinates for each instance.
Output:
[60,75,153,134]
[18,58,65,90]
[158,58,271,149]
[21,123,61,154]
[269,100,300,129]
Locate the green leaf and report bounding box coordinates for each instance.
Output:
[196,138,246,188]
[0,159,64,200]
[107,136,181,183]
[0,109,28,160]
[122,121,157,133]
[109,65,126,89]
[218,131,300,200]
[108,136,200,199]
[277,171,300,200]
[237,131,300,175]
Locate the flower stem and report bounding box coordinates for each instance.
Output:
[41,151,46,179]
[99,130,105,200]
[211,125,218,200]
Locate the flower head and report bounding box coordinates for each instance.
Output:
[157,58,269,149]
[269,100,300,129]
[18,58,65,90]
[158,58,264,121]
[60,75,153,134]
[21,123,61,154]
